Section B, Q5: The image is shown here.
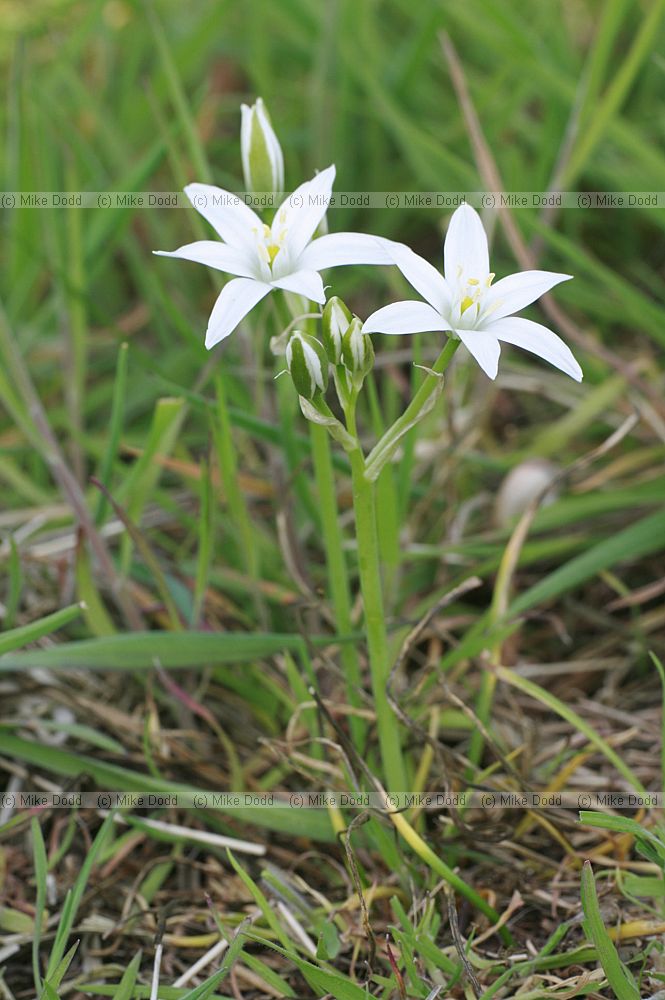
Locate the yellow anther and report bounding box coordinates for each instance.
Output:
[486,272,495,287]
[467,277,479,286]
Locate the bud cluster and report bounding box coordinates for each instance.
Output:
[285,296,375,401]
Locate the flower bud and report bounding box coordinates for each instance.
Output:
[240,97,284,196]
[342,317,374,381]
[321,296,352,364]
[286,332,329,399]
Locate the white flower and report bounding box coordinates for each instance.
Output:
[154,165,392,349]
[240,97,284,195]
[363,204,582,381]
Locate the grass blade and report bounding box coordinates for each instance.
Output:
[580,860,640,1000]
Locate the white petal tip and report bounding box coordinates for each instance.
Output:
[454,202,479,219]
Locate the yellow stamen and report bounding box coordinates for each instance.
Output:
[460,295,475,314]
[467,277,479,285]
[261,224,281,265]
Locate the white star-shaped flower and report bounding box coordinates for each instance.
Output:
[363,204,582,381]
[154,165,392,349]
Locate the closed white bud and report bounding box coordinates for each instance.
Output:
[286,332,329,399]
[322,296,352,364]
[342,316,374,381]
[240,97,284,196]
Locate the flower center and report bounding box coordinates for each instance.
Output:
[254,210,289,271]
[456,269,495,325]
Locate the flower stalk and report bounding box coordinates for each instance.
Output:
[344,403,408,793]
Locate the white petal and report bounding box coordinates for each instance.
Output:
[153,241,258,279]
[205,277,272,349]
[483,270,572,321]
[444,204,490,283]
[274,165,336,260]
[271,269,326,304]
[184,183,263,251]
[456,328,501,379]
[380,239,452,314]
[363,301,451,336]
[484,317,583,381]
[299,232,395,270]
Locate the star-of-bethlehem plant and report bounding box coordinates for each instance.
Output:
[155,97,582,931]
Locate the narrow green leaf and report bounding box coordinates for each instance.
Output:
[580,861,639,1000]
[112,949,142,1000]
[94,342,129,526]
[42,941,79,995]
[0,603,83,656]
[32,818,48,998]
[226,851,292,952]
[44,813,115,980]
[0,630,313,669]
[117,396,185,573]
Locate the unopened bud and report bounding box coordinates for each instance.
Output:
[342,317,374,381]
[240,97,284,196]
[286,332,329,399]
[322,296,352,364]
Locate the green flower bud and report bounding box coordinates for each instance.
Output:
[240,97,284,196]
[342,317,374,381]
[321,296,352,364]
[286,332,329,399]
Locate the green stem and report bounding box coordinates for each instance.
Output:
[346,407,407,793]
[309,422,366,749]
[365,374,401,605]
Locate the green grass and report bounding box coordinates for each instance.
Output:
[1,0,665,995]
